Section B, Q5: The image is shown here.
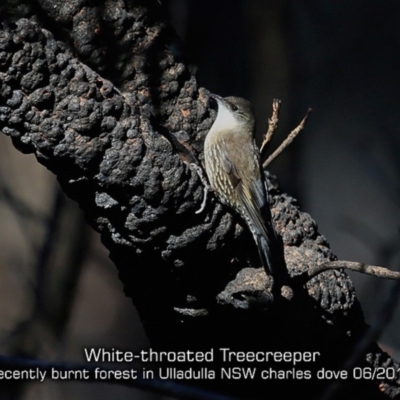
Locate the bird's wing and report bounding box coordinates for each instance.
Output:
[219,141,278,273]
[238,173,272,242]
[219,141,272,242]
[219,151,241,189]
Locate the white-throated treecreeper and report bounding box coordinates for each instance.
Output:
[204,95,279,275]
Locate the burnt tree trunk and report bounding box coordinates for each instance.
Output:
[0,1,398,399]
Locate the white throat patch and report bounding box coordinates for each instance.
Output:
[211,99,239,133]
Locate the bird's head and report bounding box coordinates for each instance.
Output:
[209,95,255,136]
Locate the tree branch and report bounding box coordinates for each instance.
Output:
[309,260,400,280]
[260,98,281,156]
[263,107,312,168]
[0,2,399,400]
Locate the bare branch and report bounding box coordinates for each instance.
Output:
[263,108,312,168]
[260,98,281,156]
[309,260,400,280]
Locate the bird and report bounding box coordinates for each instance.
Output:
[204,95,279,275]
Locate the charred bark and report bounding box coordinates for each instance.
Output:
[0,1,399,399]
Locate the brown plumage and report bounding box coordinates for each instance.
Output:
[204,95,278,274]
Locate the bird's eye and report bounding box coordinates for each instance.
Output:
[231,104,238,111]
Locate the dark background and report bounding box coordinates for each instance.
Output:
[0,1,399,399]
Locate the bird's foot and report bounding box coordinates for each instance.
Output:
[188,163,212,214]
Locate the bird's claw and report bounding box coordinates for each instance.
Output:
[188,163,211,214]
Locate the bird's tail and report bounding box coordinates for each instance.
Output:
[256,233,274,274]
[253,215,284,277]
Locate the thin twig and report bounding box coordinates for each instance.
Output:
[308,260,400,280]
[260,98,281,156]
[263,108,312,168]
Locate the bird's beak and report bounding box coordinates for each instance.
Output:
[209,94,224,110]
[209,95,218,110]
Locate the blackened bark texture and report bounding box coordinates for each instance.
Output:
[0,1,399,399]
